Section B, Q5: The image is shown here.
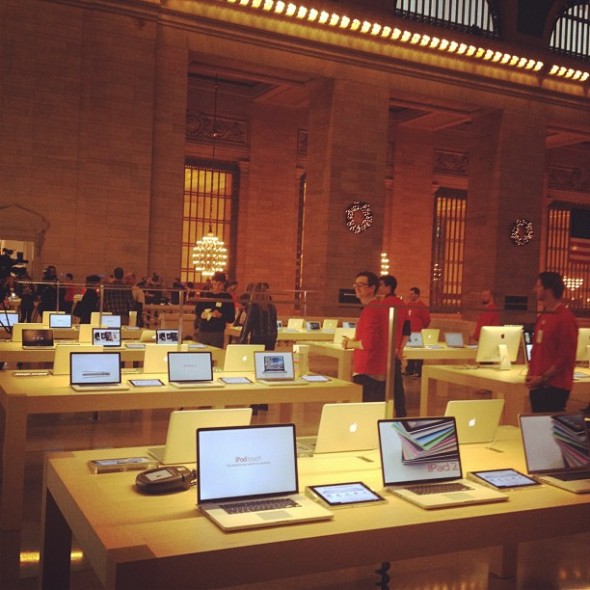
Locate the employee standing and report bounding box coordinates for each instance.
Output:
[194,271,235,348]
[525,271,578,412]
[342,271,389,404]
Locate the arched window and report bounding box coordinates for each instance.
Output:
[181,158,239,284]
[394,0,499,38]
[550,1,590,61]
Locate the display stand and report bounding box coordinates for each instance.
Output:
[498,343,511,370]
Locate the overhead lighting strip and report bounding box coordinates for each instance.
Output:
[216,0,590,83]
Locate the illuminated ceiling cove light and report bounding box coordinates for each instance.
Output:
[216,0,589,84]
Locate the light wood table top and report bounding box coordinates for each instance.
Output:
[0,340,224,367]
[0,371,360,531]
[420,364,590,425]
[305,342,480,381]
[40,429,590,589]
[225,325,336,347]
[403,344,478,361]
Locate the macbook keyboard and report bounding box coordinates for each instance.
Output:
[405,482,471,495]
[223,497,300,514]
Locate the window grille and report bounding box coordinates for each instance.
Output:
[181,158,238,284]
[394,0,499,38]
[430,189,466,312]
[550,1,590,61]
[546,203,590,316]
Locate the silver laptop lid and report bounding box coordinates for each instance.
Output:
[576,328,590,363]
[156,329,179,344]
[167,351,213,383]
[407,332,424,347]
[444,399,504,444]
[254,351,295,381]
[22,328,54,347]
[197,424,298,504]
[444,332,464,347]
[0,311,18,328]
[519,413,590,475]
[70,351,121,386]
[92,328,121,347]
[378,417,462,486]
[49,313,72,328]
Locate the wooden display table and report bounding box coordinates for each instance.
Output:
[420,364,590,425]
[40,430,590,589]
[0,371,359,530]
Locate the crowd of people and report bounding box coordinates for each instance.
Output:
[1,256,582,415]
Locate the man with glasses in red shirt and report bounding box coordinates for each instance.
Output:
[342,272,408,416]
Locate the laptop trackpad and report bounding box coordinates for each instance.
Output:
[259,510,292,521]
[444,492,472,500]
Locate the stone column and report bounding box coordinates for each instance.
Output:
[303,79,390,316]
[148,25,189,283]
[463,105,546,323]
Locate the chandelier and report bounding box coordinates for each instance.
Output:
[192,79,228,277]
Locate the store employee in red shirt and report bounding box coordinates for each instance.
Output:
[526,271,578,412]
[342,271,388,404]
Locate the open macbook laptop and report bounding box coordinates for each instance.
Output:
[93,328,121,347]
[378,417,508,509]
[322,319,338,332]
[101,314,121,328]
[142,343,180,373]
[406,332,424,348]
[53,344,101,375]
[0,310,18,330]
[48,313,72,329]
[298,402,386,456]
[286,318,304,330]
[22,328,54,349]
[148,408,253,464]
[167,351,223,388]
[197,424,333,531]
[156,329,179,344]
[444,332,465,348]
[254,351,306,385]
[70,351,129,391]
[11,322,43,342]
[421,329,441,347]
[139,329,156,343]
[305,320,321,331]
[519,413,590,493]
[444,399,504,444]
[223,344,265,372]
[333,327,355,344]
[90,312,111,325]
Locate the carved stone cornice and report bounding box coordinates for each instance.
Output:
[548,165,590,193]
[186,111,248,146]
[433,149,469,177]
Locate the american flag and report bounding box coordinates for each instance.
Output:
[569,208,590,265]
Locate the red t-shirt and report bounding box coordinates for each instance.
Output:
[353,299,389,376]
[528,304,578,391]
[407,299,431,332]
[472,303,500,341]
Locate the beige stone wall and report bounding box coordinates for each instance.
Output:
[0,0,160,282]
[1,0,589,316]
